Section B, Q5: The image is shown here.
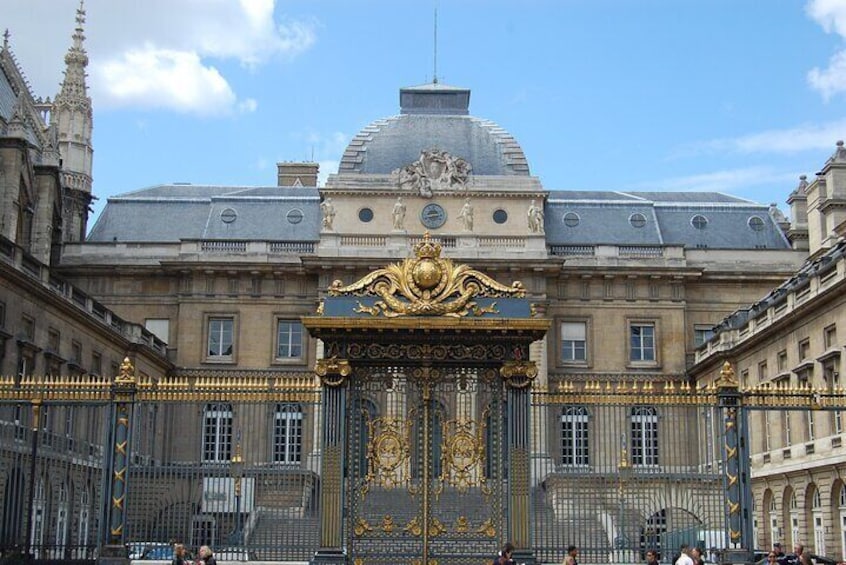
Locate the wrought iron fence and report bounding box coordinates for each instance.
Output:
[531,384,730,564]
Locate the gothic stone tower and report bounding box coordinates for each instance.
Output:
[52,0,94,243]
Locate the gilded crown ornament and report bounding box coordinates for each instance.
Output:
[328,233,525,317]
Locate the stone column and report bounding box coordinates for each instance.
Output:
[312,358,352,565]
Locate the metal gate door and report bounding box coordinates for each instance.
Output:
[347,366,505,565]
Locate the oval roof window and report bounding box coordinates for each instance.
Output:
[629,212,647,229]
[748,216,765,231]
[691,215,708,230]
[563,212,580,228]
[220,208,237,224]
[287,209,304,224]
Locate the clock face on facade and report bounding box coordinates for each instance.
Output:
[420,203,447,229]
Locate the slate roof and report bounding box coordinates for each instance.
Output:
[87,184,321,243]
[0,45,47,149]
[546,191,790,249]
[339,84,529,176]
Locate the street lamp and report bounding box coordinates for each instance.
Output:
[229,442,244,545]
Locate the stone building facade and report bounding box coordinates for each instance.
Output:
[691,145,846,559]
[2,5,845,562]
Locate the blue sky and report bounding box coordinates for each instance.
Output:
[3,0,846,225]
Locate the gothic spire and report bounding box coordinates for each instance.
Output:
[58,0,90,100]
[53,0,94,243]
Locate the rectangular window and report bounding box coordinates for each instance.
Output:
[21,316,34,340]
[145,319,170,344]
[64,407,74,437]
[202,403,233,462]
[276,320,303,359]
[693,325,714,348]
[70,341,82,365]
[764,411,771,451]
[207,317,234,358]
[799,339,810,360]
[630,323,655,362]
[273,404,303,464]
[560,321,587,362]
[824,325,837,349]
[829,366,842,434]
[48,328,60,353]
[758,361,768,382]
[0,301,5,327]
[777,350,788,372]
[18,350,34,379]
[91,352,102,376]
[560,406,589,466]
[631,407,659,466]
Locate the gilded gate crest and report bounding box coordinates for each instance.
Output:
[327,233,525,318]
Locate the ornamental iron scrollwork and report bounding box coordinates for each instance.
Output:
[363,416,413,494]
[328,233,524,318]
[440,416,489,495]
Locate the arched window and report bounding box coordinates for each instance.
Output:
[561,406,589,466]
[273,403,303,464]
[631,406,658,467]
[202,403,233,462]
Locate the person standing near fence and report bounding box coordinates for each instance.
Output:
[171,544,189,565]
[198,546,216,565]
[494,542,515,565]
[562,545,578,565]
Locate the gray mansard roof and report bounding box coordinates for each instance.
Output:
[545,191,791,249]
[87,184,320,243]
[338,83,529,176]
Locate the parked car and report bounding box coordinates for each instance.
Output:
[140,545,193,561]
[810,554,846,565]
[214,547,256,562]
[128,542,168,560]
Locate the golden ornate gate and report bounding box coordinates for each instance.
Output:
[347,365,504,564]
[303,235,549,565]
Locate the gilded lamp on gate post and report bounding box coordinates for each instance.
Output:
[229,440,244,545]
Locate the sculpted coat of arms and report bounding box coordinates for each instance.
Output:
[392,149,472,198]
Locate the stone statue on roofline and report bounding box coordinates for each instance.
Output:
[392,149,472,198]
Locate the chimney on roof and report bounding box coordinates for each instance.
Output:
[276,162,319,188]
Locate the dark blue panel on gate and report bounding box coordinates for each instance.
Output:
[323,296,532,318]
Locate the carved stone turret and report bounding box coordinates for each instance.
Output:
[52,0,94,243]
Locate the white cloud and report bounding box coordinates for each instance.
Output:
[626,167,797,193]
[808,50,846,101]
[1,0,316,115]
[806,0,846,100]
[96,46,236,116]
[682,119,846,156]
[807,0,846,36]
[238,98,258,114]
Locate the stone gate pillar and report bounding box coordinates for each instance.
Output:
[502,359,539,565]
[311,358,351,565]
